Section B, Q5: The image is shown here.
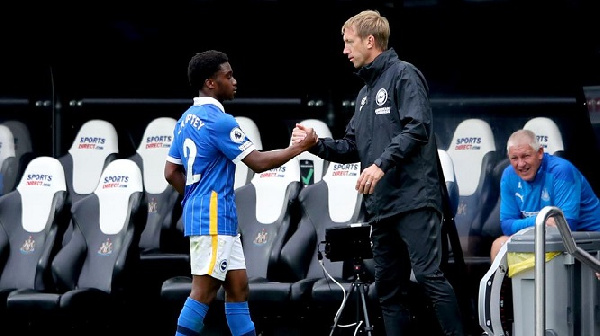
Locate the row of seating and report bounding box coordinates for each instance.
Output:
[0,116,190,335]
[0,113,566,335]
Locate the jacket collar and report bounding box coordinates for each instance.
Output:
[356,48,399,85]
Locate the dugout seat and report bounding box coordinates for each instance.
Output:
[6,159,147,335]
[446,118,500,258]
[129,117,188,316]
[58,119,119,248]
[59,119,119,206]
[0,157,69,334]
[523,116,565,157]
[278,161,370,331]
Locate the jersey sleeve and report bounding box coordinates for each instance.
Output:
[167,118,183,165]
[213,114,256,163]
[551,161,581,230]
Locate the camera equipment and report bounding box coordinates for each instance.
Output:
[324,222,373,262]
[323,222,374,336]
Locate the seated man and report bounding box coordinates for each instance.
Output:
[490,129,600,262]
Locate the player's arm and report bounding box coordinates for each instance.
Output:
[164,161,186,195]
[243,124,318,173]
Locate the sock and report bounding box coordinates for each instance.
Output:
[225,301,256,336]
[175,297,209,336]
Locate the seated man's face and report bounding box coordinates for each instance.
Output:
[508,144,544,182]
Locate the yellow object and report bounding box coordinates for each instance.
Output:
[507,251,562,278]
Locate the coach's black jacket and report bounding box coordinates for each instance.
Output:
[309,48,442,222]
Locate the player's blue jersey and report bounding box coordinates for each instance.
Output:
[167,97,255,236]
[500,153,600,236]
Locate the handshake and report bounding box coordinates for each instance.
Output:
[290,123,318,150]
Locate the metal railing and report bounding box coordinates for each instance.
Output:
[534,206,600,336]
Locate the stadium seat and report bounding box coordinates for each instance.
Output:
[130,117,185,254]
[523,116,565,157]
[446,118,500,258]
[58,119,120,206]
[0,124,18,195]
[234,116,263,190]
[128,117,188,323]
[294,118,333,186]
[58,119,120,248]
[0,157,69,334]
[6,159,147,335]
[278,161,370,332]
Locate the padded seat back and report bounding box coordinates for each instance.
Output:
[0,156,68,292]
[236,157,302,280]
[130,117,182,254]
[52,159,145,292]
[447,118,500,256]
[234,116,263,190]
[294,119,333,186]
[280,161,364,283]
[59,119,119,205]
[522,116,565,156]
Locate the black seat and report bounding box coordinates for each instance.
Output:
[128,117,188,333]
[446,118,501,259]
[0,157,69,334]
[278,161,370,332]
[130,117,186,273]
[5,159,147,335]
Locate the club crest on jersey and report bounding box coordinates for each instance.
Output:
[230,127,246,143]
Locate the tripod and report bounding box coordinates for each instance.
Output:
[329,258,373,336]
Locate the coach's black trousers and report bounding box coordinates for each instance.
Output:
[370,208,464,336]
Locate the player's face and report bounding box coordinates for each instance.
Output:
[508,144,544,182]
[214,62,237,101]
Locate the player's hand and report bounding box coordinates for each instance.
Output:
[292,123,318,150]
